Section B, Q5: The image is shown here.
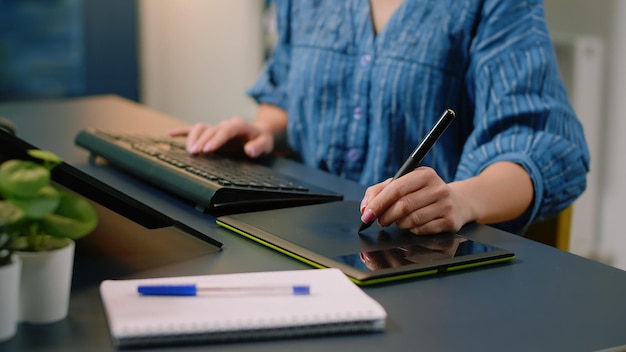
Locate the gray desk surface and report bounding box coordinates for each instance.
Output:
[1,95,625,352]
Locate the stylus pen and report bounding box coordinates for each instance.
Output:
[358,109,456,232]
[137,284,311,296]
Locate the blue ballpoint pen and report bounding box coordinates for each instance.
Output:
[137,284,311,296]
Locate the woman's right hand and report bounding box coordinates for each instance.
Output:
[168,116,275,158]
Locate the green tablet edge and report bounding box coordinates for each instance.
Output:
[216,219,441,286]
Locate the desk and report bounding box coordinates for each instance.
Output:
[1,95,625,352]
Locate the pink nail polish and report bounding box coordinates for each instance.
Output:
[247,146,259,158]
[360,209,376,224]
[360,197,368,213]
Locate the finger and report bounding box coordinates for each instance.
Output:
[360,178,392,213]
[244,133,274,158]
[360,252,386,270]
[191,117,252,154]
[379,188,445,228]
[203,118,253,154]
[375,168,448,227]
[186,123,215,154]
[168,126,191,137]
[362,170,430,225]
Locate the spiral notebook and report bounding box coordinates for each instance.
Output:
[99,268,387,348]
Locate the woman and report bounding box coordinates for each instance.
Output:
[170,0,589,236]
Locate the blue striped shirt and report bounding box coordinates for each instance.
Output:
[247,0,590,234]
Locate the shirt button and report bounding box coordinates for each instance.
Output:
[360,54,371,67]
[353,107,363,120]
[347,148,360,162]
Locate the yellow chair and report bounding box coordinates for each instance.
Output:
[524,206,572,251]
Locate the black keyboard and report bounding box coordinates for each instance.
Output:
[74,128,343,214]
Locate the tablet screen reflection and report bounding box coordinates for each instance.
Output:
[334,232,499,272]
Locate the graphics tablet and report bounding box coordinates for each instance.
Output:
[217,201,514,285]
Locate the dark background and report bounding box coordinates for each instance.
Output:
[0,0,139,102]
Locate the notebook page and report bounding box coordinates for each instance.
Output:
[99,268,387,342]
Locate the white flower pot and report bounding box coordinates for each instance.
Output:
[0,255,21,342]
[17,239,75,324]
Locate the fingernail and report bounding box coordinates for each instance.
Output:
[188,144,198,154]
[360,209,376,224]
[202,143,213,153]
[247,146,259,158]
[360,196,368,213]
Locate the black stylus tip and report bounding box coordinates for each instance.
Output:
[358,220,373,232]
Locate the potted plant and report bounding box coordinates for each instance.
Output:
[0,149,98,324]
[0,222,20,341]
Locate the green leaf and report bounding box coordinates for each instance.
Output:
[10,186,60,219]
[41,191,98,240]
[27,149,61,169]
[0,159,50,198]
[9,235,69,252]
[0,201,27,224]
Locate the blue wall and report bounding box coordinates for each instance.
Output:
[0,0,138,102]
